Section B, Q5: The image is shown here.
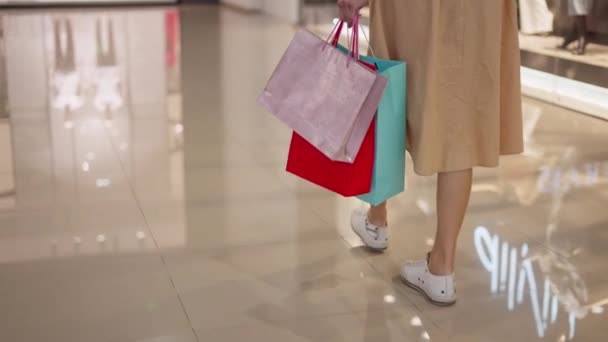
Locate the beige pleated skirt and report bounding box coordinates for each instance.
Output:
[369,0,524,176]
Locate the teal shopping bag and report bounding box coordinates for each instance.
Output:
[337,45,407,205]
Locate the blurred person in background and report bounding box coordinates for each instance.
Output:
[559,0,594,55]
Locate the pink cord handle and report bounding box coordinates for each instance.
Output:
[332,21,344,46]
[323,12,360,60]
[324,20,344,47]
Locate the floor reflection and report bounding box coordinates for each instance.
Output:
[0,9,185,261]
[475,225,606,340]
[472,100,608,339]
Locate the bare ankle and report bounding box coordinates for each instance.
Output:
[367,209,387,227]
[428,250,454,275]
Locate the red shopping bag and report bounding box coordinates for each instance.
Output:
[286,117,375,196]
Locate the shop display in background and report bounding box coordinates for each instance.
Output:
[164,9,183,153]
[559,0,595,55]
[519,0,608,58]
[519,0,555,35]
[165,10,181,94]
[0,0,176,6]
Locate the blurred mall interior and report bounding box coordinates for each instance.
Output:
[0,0,607,341]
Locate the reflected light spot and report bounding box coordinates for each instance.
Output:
[96,178,111,187]
[558,334,566,342]
[591,306,604,314]
[82,161,90,172]
[73,236,82,244]
[96,234,106,243]
[136,231,146,240]
[416,199,431,215]
[421,331,430,340]
[174,124,184,134]
[359,272,365,279]
[410,316,422,327]
[64,121,73,129]
[383,294,395,304]
[425,238,435,247]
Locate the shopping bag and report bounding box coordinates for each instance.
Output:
[286,55,378,197]
[286,118,376,196]
[335,46,407,206]
[258,17,387,163]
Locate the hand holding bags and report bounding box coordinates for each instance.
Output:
[258,17,387,163]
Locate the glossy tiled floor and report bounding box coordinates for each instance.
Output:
[1,5,608,342]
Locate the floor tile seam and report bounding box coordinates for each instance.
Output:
[99,119,201,342]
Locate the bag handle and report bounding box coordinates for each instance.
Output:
[322,13,376,69]
[325,19,344,47]
[352,14,360,59]
[357,18,376,58]
[323,15,360,60]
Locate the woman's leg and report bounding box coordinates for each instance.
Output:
[559,24,577,49]
[368,202,388,226]
[428,168,473,275]
[352,202,389,251]
[574,15,588,55]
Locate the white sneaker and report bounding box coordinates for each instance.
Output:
[400,257,456,306]
[350,208,388,251]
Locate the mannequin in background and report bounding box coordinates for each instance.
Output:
[559,0,595,55]
[519,0,554,35]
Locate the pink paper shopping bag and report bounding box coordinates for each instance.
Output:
[258,18,387,163]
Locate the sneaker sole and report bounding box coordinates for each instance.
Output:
[351,224,387,252]
[400,275,456,307]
